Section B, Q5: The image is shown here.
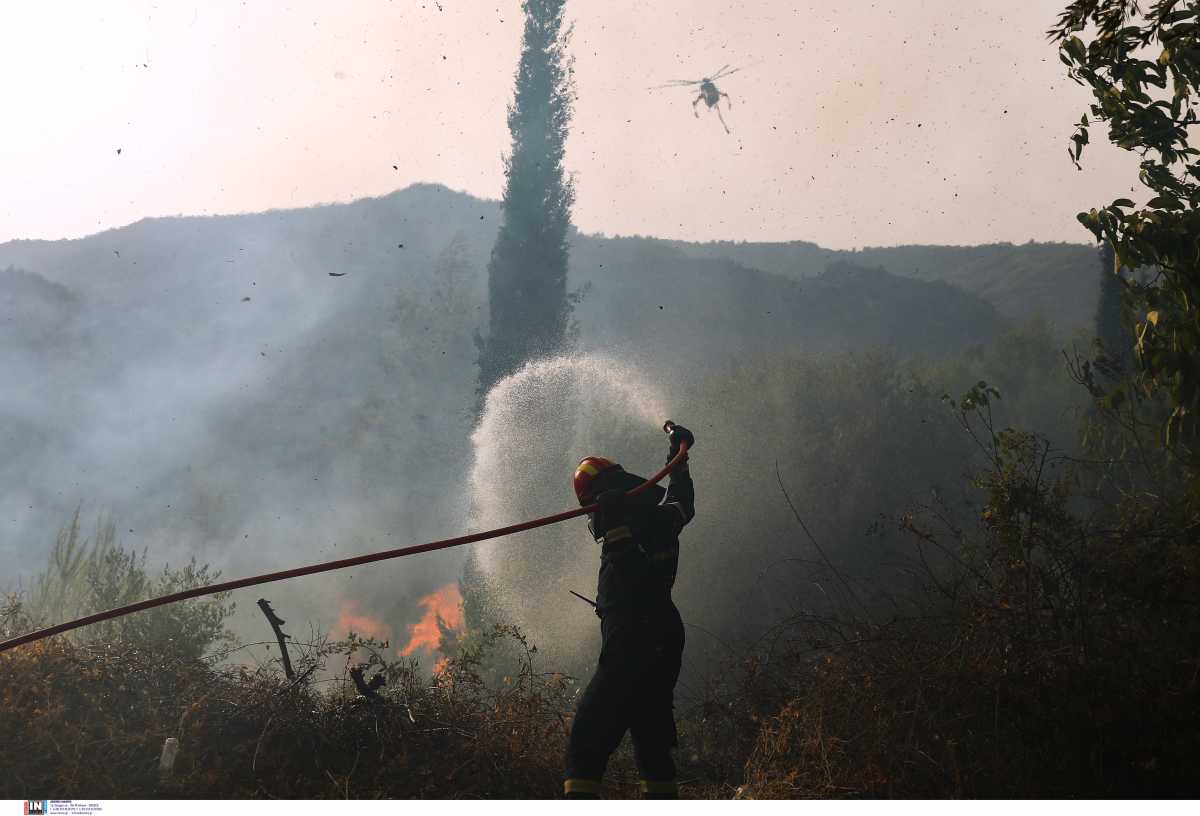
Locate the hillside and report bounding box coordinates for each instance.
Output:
[667,238,1100,332]
[570,237,1004,362]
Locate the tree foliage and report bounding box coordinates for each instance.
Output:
[476,0,576,399]
[1050,1,1200,446]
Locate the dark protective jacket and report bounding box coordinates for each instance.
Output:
[586,463,695,616]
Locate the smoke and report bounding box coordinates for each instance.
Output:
[0,186,1078,679]
[0,188,498,660]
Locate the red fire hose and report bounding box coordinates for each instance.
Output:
[0,430,688,655]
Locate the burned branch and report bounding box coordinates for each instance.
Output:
[256,598,295,681]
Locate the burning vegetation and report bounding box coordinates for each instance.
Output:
[336,583,465,675]
[399,584,465,659]
[336,600,393,645]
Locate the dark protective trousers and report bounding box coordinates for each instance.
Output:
[565,600,685,786]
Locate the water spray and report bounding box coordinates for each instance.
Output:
[0,427,687,655]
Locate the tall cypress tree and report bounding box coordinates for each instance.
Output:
[476,0,576,404]
[462,0,575,648]
[1095,241,1130,381]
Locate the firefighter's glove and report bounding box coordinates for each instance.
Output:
[667,424,695,464]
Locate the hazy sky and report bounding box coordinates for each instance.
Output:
[1,0,1137,249]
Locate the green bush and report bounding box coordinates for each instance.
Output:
[12,509,234,661]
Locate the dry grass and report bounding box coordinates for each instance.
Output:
[0,625,576,799]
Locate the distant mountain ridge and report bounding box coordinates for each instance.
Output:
[666,238,1099,332]
[3,184,1099,334]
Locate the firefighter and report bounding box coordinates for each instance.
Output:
[563,422,696,800]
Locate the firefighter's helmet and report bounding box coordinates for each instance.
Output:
[573,456,619,505]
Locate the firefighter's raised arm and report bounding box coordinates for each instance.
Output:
[661,421,695,528]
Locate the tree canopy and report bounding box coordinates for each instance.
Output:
[476,0,576,400]
[1050,1,1200,449]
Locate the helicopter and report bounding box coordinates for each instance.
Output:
[649,64,744,134]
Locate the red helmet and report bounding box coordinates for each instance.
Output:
[573,456,619,505]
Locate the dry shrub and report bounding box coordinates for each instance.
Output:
[724,393,1200,798]
[733,580,1199,799]
[0,625,576,799]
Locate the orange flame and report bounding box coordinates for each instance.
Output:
[336,600,393,643]
[399,583,464,657]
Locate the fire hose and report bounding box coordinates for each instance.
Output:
[0,424,689,654]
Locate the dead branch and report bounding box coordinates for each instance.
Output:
[256,598,295,681]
